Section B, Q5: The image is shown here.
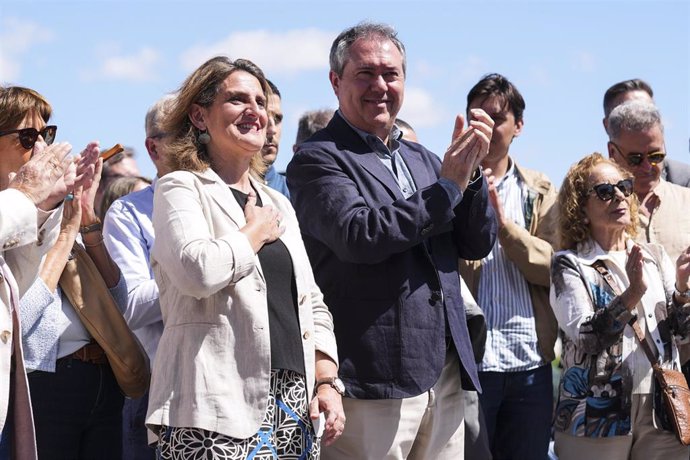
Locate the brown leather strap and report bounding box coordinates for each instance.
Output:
[65,342,108,365]
[592,260,659,365]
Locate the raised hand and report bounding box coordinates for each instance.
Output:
[622,244,647,310]
[675,246,690,294]
[8,141,73,210]
[440,109,494,191]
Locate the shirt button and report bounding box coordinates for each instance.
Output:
[0,331,10,344]
[648,313,653,318]
[303,331,311,340]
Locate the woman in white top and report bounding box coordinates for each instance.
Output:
[550,152,690,460]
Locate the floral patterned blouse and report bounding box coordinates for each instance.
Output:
[550,239,690,437]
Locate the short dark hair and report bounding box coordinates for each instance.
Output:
[603,79,653,118]
[266,79,280,98]
[466,73,525,122]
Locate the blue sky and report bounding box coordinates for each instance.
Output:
[1,0,688,187]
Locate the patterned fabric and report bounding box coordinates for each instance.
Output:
[156,369,319,459]
[550,239,690,438]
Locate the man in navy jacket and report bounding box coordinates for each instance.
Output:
[287,22,496,459]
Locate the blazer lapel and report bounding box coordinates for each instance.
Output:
[328,113,404,200]
[194,169,247,228]
[400,145,436,189]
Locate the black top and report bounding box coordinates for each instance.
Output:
[230,187,305,375]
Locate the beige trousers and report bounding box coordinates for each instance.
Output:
[321,351,464,460]
[554,394,689,460]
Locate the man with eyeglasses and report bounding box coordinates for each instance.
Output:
[103,95,175,460]
[607,99,690,264]
[603,79,690,188]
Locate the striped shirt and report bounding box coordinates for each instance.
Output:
[478,161,543,372]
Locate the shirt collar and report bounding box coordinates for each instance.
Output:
[493,157,517,189]
[336,109,402,153]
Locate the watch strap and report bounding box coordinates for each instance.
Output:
[80,218,103,234]
[314,377,344,395]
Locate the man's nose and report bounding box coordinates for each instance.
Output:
[371,74,387,91]
[266,117,277,135]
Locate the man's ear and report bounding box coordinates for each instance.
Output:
[606,141,615,159]
[189,104,207,131]
[329,71,340,97]
[513,118,524,138]
[145,137,159,162]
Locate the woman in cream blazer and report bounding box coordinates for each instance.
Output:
[146,57,343,459]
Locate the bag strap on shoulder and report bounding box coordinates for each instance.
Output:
[592,259,659,366]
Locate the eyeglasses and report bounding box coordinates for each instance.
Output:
[587,178,634,201]
[610,142,666,167]
[0,125,57,150]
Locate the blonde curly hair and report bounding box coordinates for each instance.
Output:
[558,152,638,250]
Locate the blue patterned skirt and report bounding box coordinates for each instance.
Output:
[156,369,319,459]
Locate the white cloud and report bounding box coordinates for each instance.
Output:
[398,86,446,128]
[0,17,54,81]
[572,51,596,73]
[179,28,334,75]
[82,46,161,82]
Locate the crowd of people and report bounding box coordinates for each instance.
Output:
[1,20,689,460]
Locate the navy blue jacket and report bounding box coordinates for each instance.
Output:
[286,113,497,398]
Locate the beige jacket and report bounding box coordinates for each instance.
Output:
[146,169,338,439]
[636,178,690,263]
[0,188,60,459]
[459,163,559,362]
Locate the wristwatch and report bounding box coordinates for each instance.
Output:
[314,377,345,396]
[80,218,103,234]
[675,285,690,299]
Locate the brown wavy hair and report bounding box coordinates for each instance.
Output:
[558,152,638,250]
[162,56,270,177]
[0,86,52,131]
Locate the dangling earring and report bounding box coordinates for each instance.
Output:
[198,129,211,145]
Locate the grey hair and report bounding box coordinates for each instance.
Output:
[295,108,335,144]
[329,21,406,77]
[145,93,177,138]
[608,100,663,141]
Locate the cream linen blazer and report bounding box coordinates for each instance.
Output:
[146,168,338,439]
[0,189,60,459]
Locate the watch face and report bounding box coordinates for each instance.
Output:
[334,378,345,394]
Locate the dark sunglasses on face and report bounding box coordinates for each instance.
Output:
[0,125,57,150]
[588,178,634,201]
[610,142,666,167]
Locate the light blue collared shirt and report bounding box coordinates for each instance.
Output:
[338,110,463,206]
[103,177,162,364]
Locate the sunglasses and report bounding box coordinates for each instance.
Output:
[587,178,634,201]
[610,142,666,167]
[0,125,57,150]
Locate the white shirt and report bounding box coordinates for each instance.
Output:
[103,178,162,365]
